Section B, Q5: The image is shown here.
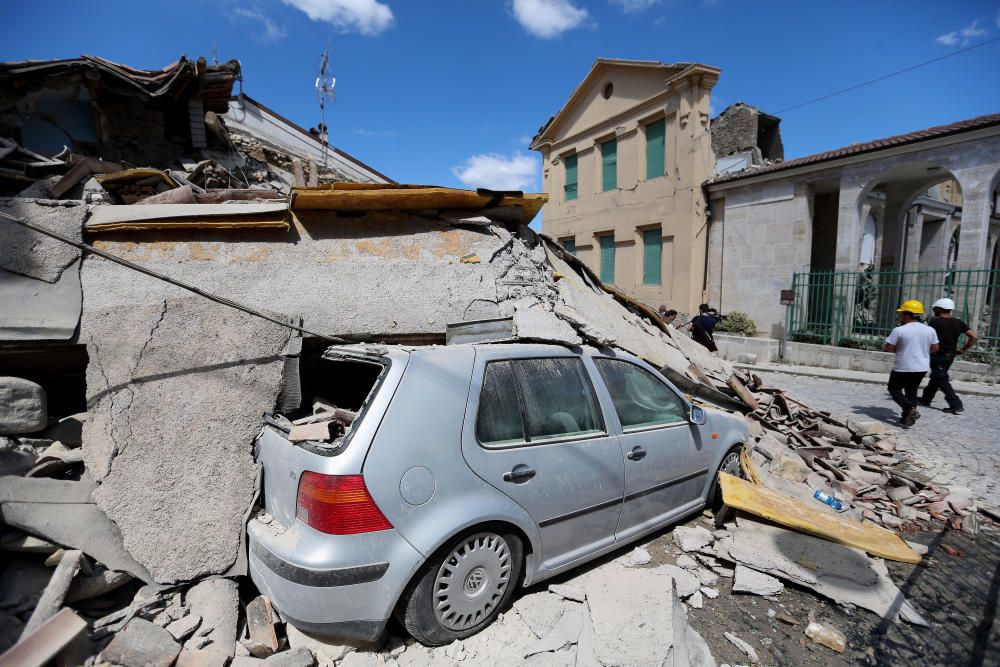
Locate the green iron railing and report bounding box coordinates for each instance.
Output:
[787,268,1000,350]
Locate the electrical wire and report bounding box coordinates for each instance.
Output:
[775,35,1000,115]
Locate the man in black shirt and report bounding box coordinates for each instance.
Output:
[920,298,978,414]
[688,303,719,352]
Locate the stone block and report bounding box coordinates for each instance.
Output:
[736,353,758,364]
[0,377,47,435]
[102,618,181,667]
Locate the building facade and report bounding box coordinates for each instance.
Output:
[705,113,1000,342]
[530,59,719,314]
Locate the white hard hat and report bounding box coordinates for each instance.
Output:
[932,298,955,311]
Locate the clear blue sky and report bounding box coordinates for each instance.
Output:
[2,0,998,190]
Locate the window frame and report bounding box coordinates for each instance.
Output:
[644,117,666,181]
[641,227,662,286]
[600,138,617,192]
[475,356,608,450]
[599,233,616,285]
[563,153,578,202]
[592,357,690,434]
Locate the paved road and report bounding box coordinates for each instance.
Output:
[758,370,1000,508]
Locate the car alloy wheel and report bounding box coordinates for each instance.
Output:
[433,532,512,631]
[720,450,741,478]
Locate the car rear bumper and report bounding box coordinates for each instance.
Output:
[247,518,426,642]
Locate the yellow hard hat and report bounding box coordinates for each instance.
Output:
[897,299,925,315]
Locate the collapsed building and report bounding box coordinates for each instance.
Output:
[0,55,990,667]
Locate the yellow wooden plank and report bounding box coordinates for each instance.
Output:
[289,184,547,225]
[719,472,922,564]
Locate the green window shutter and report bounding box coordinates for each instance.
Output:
[600,235,616,284]
[645,119,665,180]
[563,154,577,201]
[601,139,617,192]
[642,229,662,285]
[562,238,576,255]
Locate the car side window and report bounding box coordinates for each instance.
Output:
[477,361,525,446]
[476,357,604,447]
[594,358,687,430]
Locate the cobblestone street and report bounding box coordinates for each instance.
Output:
[759,370,1000,508]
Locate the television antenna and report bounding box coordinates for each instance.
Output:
[314,41,336,168]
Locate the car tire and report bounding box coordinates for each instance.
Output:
[711,446,744,512]
[400,529,523,646]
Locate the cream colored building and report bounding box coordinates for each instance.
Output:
[530,59,720,313]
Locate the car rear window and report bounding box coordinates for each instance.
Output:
[477,357,603,447]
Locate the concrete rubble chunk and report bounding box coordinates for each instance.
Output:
[101,618,181,667]
[547,583,585,602]
[723,632,759,664]
[732,565,784,597]
[285,623,357,665]
[0,198,84,284]
[185,579,239,658]
[523,607,583,658]
[687,590,704,609]
[264,647,316,667]
[176,646,230,667]
[513,588,567,638]
[772,453,811,483]
[628,546,652,566]
[166,614,203,642]
[719,518,926,624]
[581,560,715,666]
[672,526,715,553]
[676,554,700,571]
[246,596,280,657]
[0,377,47,436]
[700,587,719,599]
[660,564,701,598]
[81,297,290,583]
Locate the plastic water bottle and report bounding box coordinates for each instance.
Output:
[813,490,844,511]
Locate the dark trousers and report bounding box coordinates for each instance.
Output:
[922,351,962,409]
[888,371,925,414]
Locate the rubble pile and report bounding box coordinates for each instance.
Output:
[741,381,983,534]
[0,181,990,666]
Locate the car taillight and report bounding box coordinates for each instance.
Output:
[295,472,393,535]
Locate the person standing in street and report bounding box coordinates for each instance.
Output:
[920,297,978,414]
[884,300,939,427]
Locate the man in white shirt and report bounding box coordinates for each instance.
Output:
[884,300,939,427]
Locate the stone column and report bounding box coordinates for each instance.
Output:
[954,166,995,270]
[834,168,866,272]
[902,206,924,272]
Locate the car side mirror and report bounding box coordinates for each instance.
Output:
[689,405,706,425]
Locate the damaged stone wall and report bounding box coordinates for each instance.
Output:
[80,293,290,583]
[0,198,85,340]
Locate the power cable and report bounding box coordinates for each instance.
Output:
[0,210,344,343]
[775,35,1000,115]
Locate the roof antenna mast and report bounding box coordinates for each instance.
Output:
[315,39,336,169]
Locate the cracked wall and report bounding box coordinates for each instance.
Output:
[0,198,85,340]
[81,294,290,583]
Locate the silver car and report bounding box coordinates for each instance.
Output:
[248,343,748,645]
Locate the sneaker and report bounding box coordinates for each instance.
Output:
[902,410,920,427]
[943,407,964,414]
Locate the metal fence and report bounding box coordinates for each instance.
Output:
[787,268,1000,349]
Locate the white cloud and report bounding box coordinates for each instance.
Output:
[233,6,287,42]
[452,152,539,191]
[518,135,533,145]
[353,128,398,137]
[934,31,959,46]
[935,18,988,46]
[611,0,660,13]
[512,0,588,39]
[281,0,394,36]
[961,18,987,42]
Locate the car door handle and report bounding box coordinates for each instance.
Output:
[502,467,536,483]
[626,447,647,461]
